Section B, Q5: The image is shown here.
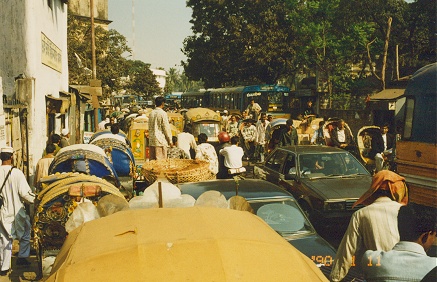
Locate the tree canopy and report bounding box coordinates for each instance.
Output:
[183,0,295,88]
[67,13,161,99]
[182,0,435,98]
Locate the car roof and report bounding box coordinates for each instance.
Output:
[276,145,349,154]
[179,179,295,201]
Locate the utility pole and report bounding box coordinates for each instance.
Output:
[132,0,135,60]
[90,0,100,131]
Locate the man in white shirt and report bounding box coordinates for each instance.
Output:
[220,136,244,178]
[246,98,262,121]
[240,119,257,160]
[0,147,35,275]
[177,123,197,159]
[148,96,173,160]
[98,115,110,131]
[255,113,269,163]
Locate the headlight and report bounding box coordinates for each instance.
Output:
[324,201,346,211]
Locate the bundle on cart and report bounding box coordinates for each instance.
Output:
[141,159,215,186]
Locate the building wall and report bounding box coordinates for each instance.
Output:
[152,69,167,91]
[0,0,68,180]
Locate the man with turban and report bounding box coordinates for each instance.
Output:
[330,170,408,281]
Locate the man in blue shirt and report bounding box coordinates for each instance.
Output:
[361,203,437,281]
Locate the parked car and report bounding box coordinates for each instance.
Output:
[253,145,372,223]
[179,179,364,281]
[179,180,335,264]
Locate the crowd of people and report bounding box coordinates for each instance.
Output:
[0,96,433,279]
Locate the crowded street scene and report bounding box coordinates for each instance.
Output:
[0,0,436,281]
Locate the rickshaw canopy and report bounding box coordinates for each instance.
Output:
[185,107,221,122]
[47,207,327,282]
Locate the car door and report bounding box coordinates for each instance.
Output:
[262,149,288,185]
[277,152,301,193]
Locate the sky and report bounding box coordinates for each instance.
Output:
[108,0,193,72]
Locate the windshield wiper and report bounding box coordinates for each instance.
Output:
[309,174,343,179]
[346,173,368,177]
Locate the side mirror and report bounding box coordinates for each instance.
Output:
[285,174,297,180]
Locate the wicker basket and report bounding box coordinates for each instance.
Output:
[141,159,215,184]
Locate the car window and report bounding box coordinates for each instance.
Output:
[265,149,288,173]
[250,199,314,235]
[298,152,369,178]
[283,153,296,175]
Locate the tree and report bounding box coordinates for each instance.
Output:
[126,60,162,98]
[164,68,179,94]
[67,13,132,97]
[183,0,295,88]
[402,0,436,70]
[336,0,409,89]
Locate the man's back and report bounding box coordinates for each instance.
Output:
[362,241,437,282]
[148,108,171,147]
[330,197,402,281]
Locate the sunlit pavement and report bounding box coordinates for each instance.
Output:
[0,241,41,282]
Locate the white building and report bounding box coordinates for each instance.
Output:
[151,69,167,91]
[0,0,69,182]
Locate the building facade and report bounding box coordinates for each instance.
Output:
[0,0,69,183]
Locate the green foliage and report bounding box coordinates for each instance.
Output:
[67,13,161,99]
[183,0,295,88]
[126,60,162,98]
[67,14,132,97]
[164,68,204,93]
[180,0,434,108]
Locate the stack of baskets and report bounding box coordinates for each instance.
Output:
[141,159,215,185]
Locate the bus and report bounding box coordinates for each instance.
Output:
[181,85,291,117]
[395,63,436,209]
[181,89,207,109]
[165,92,183,109]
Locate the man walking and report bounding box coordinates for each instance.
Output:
[0,147,35,276]
[148,96,173,160]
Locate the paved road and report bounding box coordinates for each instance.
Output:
[0,241,41,282]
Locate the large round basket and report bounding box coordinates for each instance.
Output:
[141,159,215,185]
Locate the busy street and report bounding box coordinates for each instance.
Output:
[1,0,436,281]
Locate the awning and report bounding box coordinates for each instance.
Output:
[369,88,405,101]
[46,95,70,114]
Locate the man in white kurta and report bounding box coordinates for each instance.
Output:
[148,96,173,160]
[0,147,35,274]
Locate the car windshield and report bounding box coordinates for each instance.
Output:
[249,199,314,236]
[298,152,369,178]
